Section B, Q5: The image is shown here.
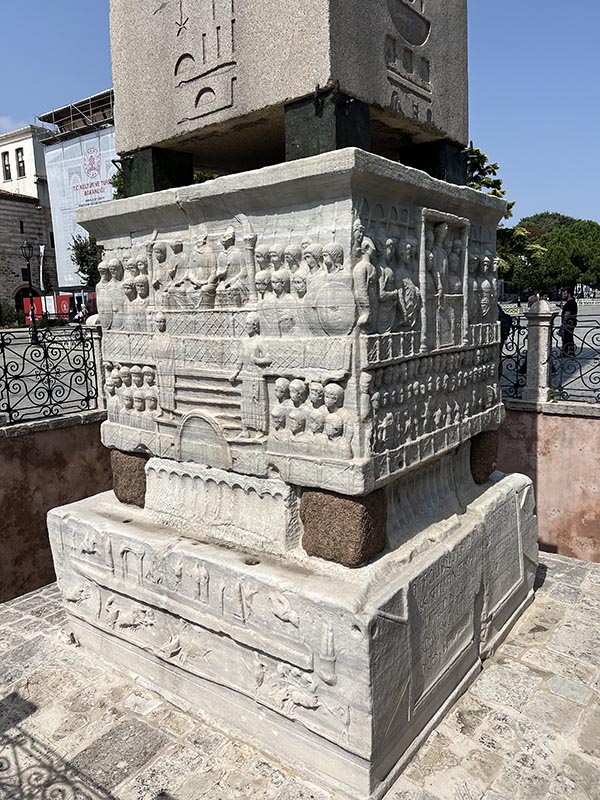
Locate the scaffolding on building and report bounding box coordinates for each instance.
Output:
[36,90,114,144]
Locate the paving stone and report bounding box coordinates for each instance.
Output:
[547,675,594,706]
[0,608,24,626]
[146,702,197,738]
[0,635,60,686]
[26,601,63,619]
[176,764,234,799]
[578,704,600,761]
[470,663,544,711]
[69,719,169,791]
[548,617,600,668]
[547,582,582,606]
[442,695,495,738]
[510,598,566,646]
[521,690,584,734]
[121,688,163,716]
[274,778,332,799]
[114,743,203,799]
[187,723,230,758]
[545,752,600,800]
[520,647,598,685]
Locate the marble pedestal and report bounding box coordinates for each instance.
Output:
[48,447,537,800]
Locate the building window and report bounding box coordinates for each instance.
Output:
[50,231,55,249]
[21,268,29,282]
[1,152,10,181]
[19,221,24,234]
[15,148,25,178]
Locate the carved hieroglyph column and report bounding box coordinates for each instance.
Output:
[522,300,558,403]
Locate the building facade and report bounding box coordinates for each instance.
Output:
[0,189,57,310]
[0,126,50,207]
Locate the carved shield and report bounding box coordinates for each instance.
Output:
[315,281,356,337]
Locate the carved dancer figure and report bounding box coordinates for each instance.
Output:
[353,237,378,332]
[149,313,176,415]
[229,313,272,438]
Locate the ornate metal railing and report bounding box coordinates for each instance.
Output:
[549,315,600,403]
[0,326,100,425]
[500,315,528,399]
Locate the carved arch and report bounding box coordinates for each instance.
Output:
[176,411,232,470]
[174,53,195,76]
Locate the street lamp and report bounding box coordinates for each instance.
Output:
[20,240,39,344]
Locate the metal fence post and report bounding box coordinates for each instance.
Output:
[90,325,106,410]
[522,300,557,403]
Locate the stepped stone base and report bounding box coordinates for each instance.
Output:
[48,450,537,800]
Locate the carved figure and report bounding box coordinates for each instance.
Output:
[230,313,272,438]
[377,239,399,334]
[353,237,378,332]
[284,244,303,274]
[149,313,176,414]
[215,225,246,306]
[397,238,421,330]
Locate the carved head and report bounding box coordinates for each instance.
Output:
[322,243,344,272]
[284,244,303,271]
[324,414,344,440]
[352,219,365,247]
[385,239,396,264]
[268,246,285,270]
[254,244,270,269]
[153,243,167,264]
[105,379,115,396]
[221,225,235,249]
[122,281,136,302]
[360,237,376,259]
[111,368,122,389]
[479,280,494,317]
[133,390,145,412]
[155,313,167,333]
[270,405,287,431]
[122,389,133,409]
[255,269,272,298]
[434,222,449,245]
[135,255,148,274]
[172,240,184,254]
[292,270,308,298]
[324,383,344,412]
[307,410,325,435]
[134,275,150,300]
[108,258,124,281]
[304,244,323,273]
[125,258,138,278]
[271,269,290,297]
[289,379,308,407]
[309,382,325,408]
[131,366,144,388]
[274,377,290,402]
[98,261,110,282]
[142,366,156,386]
[453,239,463,255]
[119,366,132,386]
[287,408,306,436]
[245,312,260,337]
[425,227,435,249]
[145,393,158,411]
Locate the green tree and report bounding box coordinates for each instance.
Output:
[539,220,600,291]
[496,226,547,296]
[518,211,577,236]
[110,170,125,200]
[465,142,514,218]
[70,234,104,288]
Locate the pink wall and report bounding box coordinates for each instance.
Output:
[498,406,600,563]
[0,417,112,601]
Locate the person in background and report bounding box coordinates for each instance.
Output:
[560,288,578,357]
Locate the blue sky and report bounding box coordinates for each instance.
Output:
[1,0,598,223]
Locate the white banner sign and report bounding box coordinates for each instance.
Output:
[44,128,117,288]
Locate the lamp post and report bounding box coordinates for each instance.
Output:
[20,240,39,344]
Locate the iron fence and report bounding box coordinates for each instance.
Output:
[500,316,528,399]
[550,315,600,403]
[0,325,100,425]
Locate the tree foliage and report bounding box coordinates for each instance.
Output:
[110,170,125,200]
[518,211,577,236]
[70,234,104,288]
[465,142,514,218]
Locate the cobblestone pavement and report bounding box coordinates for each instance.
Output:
[0,553,598,800]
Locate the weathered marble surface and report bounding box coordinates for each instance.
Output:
[47,453,537,800]
[2,554,598,800]
[79,149,505,496]
[110,0,468,159]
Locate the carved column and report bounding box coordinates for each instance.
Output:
[521,300,558,403]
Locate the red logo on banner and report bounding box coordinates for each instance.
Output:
[83,148,101,179]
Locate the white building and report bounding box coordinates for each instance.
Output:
[0,126,50,207]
